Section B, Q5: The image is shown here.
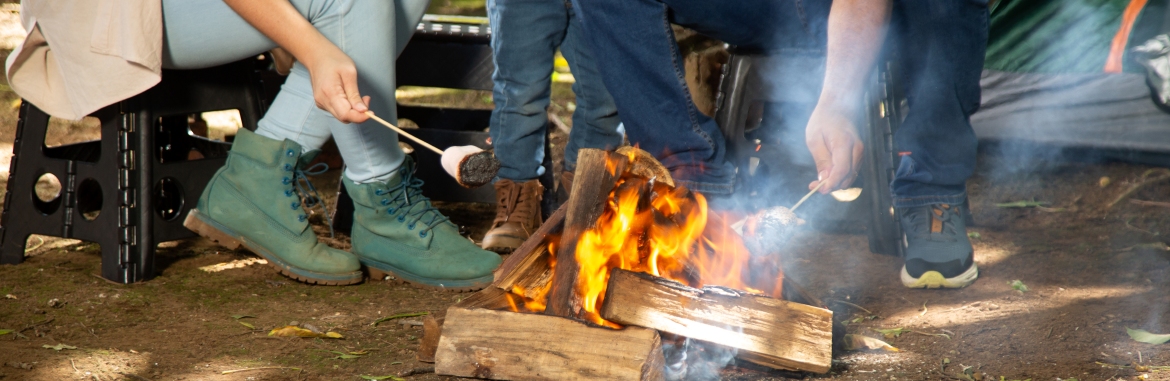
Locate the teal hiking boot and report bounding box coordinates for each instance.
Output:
[184,129,362,285]
[343,158,502,292]
[899,203,978,289]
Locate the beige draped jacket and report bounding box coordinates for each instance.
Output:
[5,0,163,120]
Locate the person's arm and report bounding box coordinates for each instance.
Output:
[223,0,370,124]
[805,0,892,193]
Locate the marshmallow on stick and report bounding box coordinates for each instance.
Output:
[364,111,500,188]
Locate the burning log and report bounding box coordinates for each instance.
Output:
[454,287,515,311]
[434,307,666,381]
[600,269,833,374]
[546,148,628,319]
[493,205,565,295]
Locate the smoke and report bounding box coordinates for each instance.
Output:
[661,333,740,381]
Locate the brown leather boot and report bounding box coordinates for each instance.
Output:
[482,179,544,253]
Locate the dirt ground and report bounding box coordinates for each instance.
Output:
[3,6,1170,381]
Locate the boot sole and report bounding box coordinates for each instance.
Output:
[363,259,493,293]
[900,264,979,289]
[184,209,363,286]
[481,234,527,254]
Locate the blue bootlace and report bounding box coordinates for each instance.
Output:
[375,170,450,238]
[281,150,334,237]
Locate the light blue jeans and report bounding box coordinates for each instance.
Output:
[159,0,429,183]
[487,0,622,180]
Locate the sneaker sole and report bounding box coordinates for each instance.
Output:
[184,209,363,286]
[900,264,978,289]
[362,259,493,293]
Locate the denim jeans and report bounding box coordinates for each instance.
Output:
[573,0,987,203]
[487,0,622,181]
[159,0,429,184]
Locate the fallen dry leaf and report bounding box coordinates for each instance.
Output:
[268,325,343,339]
[843,334,899,352]
[42,343,77,351]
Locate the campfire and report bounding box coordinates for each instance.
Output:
[424,148,834,380]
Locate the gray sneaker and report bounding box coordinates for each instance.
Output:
[898,203,978,288]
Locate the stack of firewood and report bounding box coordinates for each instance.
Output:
[418,148,835,381]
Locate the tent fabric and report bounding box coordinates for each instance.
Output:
[972,0,1170,160]
[985,0,1168,74]
[971,70,1170,153]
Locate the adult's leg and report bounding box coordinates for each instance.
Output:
[889,0,987,289]
[162,0,427,184]
[889,0,988,207]
[572,0,829,194]
[487,0,569,181]
[559,2,622,173]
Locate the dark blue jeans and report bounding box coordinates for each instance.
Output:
[572,0,987,205]
[487,0,623,181]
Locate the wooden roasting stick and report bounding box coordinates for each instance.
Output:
[364,111,443,154]
[435,307,666,381]
[601,269,834,374]
[545,148,628,319]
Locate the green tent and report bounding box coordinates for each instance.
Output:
[973,0,1170,164]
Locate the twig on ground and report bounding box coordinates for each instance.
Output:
[1122,217,1160,236]
[1108,169,1170,209]
[548,113,571,135]
[19,318,54,335]
[829,299,873,315]
[1131,199,1170,208]
[79,322,98,337]
[119,373,151,381]
[397,366,435,377]
[372,312,429,326]
[70,358,79,373]
[89,273,127,286]
[221,366,301,374]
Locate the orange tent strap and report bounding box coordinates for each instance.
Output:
[1105,0,1149,73]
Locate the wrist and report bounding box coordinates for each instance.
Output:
[813,93,863,117]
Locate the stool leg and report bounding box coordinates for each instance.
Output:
[133,109,156,282]
[1,103,65,265]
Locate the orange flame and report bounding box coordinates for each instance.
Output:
[505,239,557,313]
[572,161,783,326]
